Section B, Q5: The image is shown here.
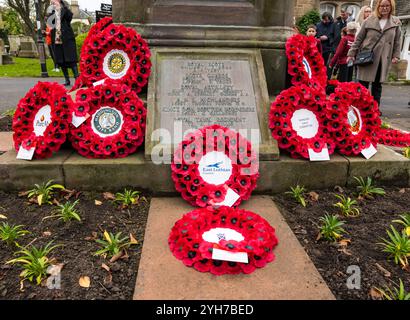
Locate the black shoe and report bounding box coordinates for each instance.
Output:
[62,80,71,87]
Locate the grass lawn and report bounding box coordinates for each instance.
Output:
[0,57,63,78]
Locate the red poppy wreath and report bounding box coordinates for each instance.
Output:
[325,81,381,156]
[171,125,259,208]
[69,80,146,159]
[286,34,327,88]
[269,84,335,159]
[13,82,73,160]
[169,206,279,275]
[77,22,151,93]
[377,128,410,148]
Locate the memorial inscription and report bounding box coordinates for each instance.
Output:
[159,59,260,138]
[146,48,279,161]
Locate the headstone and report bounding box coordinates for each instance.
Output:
[18,41,38,58]
[0,39,13,65]
[145,48,278,161]
[0,39,3,65]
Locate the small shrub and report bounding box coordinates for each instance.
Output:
[319,214,346,242]
[354,176,386,199]
[285,185,307,207]
[296,9,321,35]
[75,32,88,59]
[378,226,410,268]
[0,222,29,246]
[1,108,15,118]
[334,194,360,217]
[7,241,60,285]
[380,122,391,129]
[376,280,410,300]
[95,231,134,258]
[27,180,65,206]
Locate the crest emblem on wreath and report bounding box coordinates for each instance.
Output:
[108,53,127,74]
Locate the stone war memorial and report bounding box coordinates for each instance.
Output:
[1,0,410,303]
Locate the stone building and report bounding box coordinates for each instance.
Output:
[69,0,94,25]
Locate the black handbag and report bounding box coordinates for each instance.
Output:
[354,32,384,66]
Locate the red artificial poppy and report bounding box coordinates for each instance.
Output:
[325,81,381,156]
[169,207,279,276]
[286,34,327,88]
[13,82,73,160]
[269,85,335,159]
[171,125,259,208]
[69,80,146,159]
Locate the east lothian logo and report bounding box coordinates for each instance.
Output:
[92,107,123,137]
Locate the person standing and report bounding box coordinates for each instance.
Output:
[49,0,79,87]
[347,0,401,107]
[330,22,357,82]
[45,24,59,73]
[333,9,349,52]
[306,25,322,54]
[356,6,373,35]
[316,12,334,78]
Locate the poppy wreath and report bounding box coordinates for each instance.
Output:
[377,128,410,148]
[325,81,381,156]
[269,84,335,159]
[12,82,73,160]
[171,125,259,208]
[78,22,151,94]
[69,80,146,159]
[286,34,327,88]
[169,206,279,275]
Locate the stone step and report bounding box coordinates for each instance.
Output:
[0,145,409,192]
[0,132,13,152]
[133,196,335,300]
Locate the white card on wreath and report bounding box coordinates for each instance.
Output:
[308,148,330,161]
[17,147,35,161]
[93,79,106,87]
[361,144,377,159]
[71,112,90,128]
[212,248,249,264]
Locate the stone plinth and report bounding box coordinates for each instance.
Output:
[133,196,335,300]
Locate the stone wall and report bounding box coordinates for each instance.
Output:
[295,0,372,19]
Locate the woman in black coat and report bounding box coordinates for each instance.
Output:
[49,0,79,86]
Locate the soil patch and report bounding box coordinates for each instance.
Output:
[274,186,410,300]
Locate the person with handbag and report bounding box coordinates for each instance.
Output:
[346,0,401,107]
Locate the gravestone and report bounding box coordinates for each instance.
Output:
[0,39,14,65]
[18,41,38,58]
[146,48,277,160]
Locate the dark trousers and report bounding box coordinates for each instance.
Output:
[359,63,382,106]
[322,51,333,79]
[337,64,354,82]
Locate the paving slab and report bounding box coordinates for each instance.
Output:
[63,151,174,193]
[346,145,410,187]
[0,149,72,190]
[0,132,13,152]
[133,196,335,300]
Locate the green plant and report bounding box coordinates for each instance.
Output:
[285,185,307,207]
[403,147,410,159]
[27,180,65,206]
[381,122,391,129]
[376,280,410,300]
[95,231,134,258]
[296,9,321,35]
[378,226,410,268]
[319,214,346,242]
[7,241,60,285]
[44,200,82,223]
[393,213,410,236]
[354,176,386,199]
[334,194,361,217]
[0,222,29,246]
[1,108,15,118]
[114,189,142,207]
